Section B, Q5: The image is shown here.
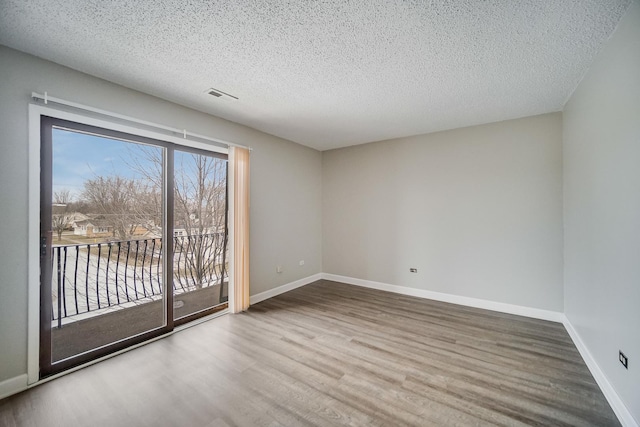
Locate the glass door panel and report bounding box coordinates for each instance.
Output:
[172,149,228,322]
[41,118,167,374]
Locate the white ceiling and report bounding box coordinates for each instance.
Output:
[0,0,632,151]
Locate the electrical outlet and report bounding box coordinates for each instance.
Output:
[619,351,628,369]
[299,260,305,266]
[410,268,417,273]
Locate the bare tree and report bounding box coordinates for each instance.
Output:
[132,147,228,291]
[80,175,160,240]
[52,190,72,241]
[173,153,227,289]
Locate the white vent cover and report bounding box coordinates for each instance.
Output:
[206,88,238,100]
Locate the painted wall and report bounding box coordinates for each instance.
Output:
[0,46,322,383]
[323,113,563,311]
[563,2,640,422]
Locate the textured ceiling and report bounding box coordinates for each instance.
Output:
[0,0,632,150]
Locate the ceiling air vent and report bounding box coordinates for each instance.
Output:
[206,88,238,100]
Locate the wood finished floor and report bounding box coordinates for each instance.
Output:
[0,280,619,426]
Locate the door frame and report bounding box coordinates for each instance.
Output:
[28,104,230,384]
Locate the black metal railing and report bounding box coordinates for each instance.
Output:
[51,234,228,323]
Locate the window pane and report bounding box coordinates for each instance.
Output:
[50,127,165,362]
[173,150,228,320]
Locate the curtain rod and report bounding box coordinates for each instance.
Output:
[31,91,252,151]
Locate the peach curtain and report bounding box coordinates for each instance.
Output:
[230,146,250,313]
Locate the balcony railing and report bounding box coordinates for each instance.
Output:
[51,234,228,325]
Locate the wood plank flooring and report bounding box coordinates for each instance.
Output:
[0,280,620,426]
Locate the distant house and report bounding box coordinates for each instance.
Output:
[130,224,160,237]
[67,212,90,229]
[73,219,114,238]
[173,226,222,238]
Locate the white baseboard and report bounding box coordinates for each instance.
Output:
[250,273,323,305]
[0,374,27,401]
[322,273,564,323]
[562,317,638,427]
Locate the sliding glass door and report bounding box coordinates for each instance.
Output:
[40,116,228,377]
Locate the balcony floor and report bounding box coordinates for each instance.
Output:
[52,283,228,362]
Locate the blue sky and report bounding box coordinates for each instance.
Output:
[52,128,158,198]
[52,128,227,202]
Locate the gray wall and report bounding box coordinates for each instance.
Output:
[323,113,564,311]
[563,2,640,421]
[0,46,322,383]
